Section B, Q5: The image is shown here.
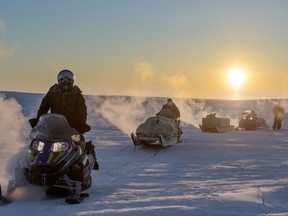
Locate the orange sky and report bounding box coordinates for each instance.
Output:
[1,1,288,99]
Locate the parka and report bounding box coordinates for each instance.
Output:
[157,102,180,119]
[36,84,90,134]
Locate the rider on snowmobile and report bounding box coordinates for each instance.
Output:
[156,98,182,138]
[156,98,180,119]
[31,69,99,170]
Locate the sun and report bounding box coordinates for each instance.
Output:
[227,68,246,90]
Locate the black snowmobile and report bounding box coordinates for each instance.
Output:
[0,113,96,204]
[237,110,267,131]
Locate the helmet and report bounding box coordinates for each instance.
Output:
[166,98,174,107]
[57,69,75,83]
[57,69,75,91]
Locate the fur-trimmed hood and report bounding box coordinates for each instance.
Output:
[49,84,83,94]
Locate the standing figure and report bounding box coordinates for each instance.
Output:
[272,102,285,130]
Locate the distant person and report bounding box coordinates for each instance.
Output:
[157,98,180,119]
[272,102,285,130]
[30,69,99,170]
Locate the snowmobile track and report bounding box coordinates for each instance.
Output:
[97,143,165,186]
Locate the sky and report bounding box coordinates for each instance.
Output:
[1,0,288,99]
[1,92,288,215]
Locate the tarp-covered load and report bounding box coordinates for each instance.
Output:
[131,116,181,147]
[136,116,178,138]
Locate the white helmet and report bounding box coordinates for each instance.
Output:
[57,69,75,83]
[57,69,75,91]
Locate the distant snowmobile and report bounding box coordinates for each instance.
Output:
[237,110,267,131]
[0,113,96,204]
[131,116,183,147]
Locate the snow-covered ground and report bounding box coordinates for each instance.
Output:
[1,91,288,216]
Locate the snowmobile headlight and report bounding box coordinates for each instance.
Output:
[31,140,45,152]
[243,116,246,120]
[249,117,253,120]
[51,141,69,152]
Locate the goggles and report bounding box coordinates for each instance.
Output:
[57,70,75,82]
[58,77,74,84]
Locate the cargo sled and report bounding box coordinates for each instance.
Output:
[131,116,182,147]
[199,113,234,133]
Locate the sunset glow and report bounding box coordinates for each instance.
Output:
[1,1,287,99]
[227,68,246,90]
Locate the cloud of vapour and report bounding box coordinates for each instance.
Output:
[87,95,287,139]
[161,74,193,98]
[129,62,194,98]
[128,62,156,97]
[86,94,220,137]
[0,20,20,61]
[136,62,154,82]
[0,94,29,194]
[87,96,162,135]
[0,43,20,62]
[260,99,288,126]
[174,99,215,127]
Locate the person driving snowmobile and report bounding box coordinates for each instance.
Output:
[156,98,182,139]
[156,98,180,119]
[30,69,99,170]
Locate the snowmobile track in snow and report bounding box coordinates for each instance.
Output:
[91,143,166,190]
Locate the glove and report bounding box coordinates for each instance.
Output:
[29,118,38,128]
[79,123,91,134]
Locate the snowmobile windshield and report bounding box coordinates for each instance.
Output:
[33,113,79,141]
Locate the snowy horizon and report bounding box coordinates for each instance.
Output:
[1,91,288,215]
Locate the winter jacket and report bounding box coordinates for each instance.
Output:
[273,104,285,115]
[36,84,90,134]
[157,103,180,119]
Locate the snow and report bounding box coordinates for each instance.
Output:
[1,91,288,215]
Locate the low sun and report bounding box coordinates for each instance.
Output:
[227,68,246,90]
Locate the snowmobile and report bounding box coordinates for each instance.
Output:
[0,113,96,204]
[131,116,183,147]
[237,110,267,131]
[199,113,234,133]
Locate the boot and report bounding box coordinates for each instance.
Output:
[93,157,99,170]
[85,141,99,170]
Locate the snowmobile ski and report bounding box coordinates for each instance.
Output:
[131,132,178,147]
[199,124,234,133]
[199,124,206,132]
[131,132,142,146]
[0,185,10,205]
[65,193,89,204]
[159,135,178,147]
